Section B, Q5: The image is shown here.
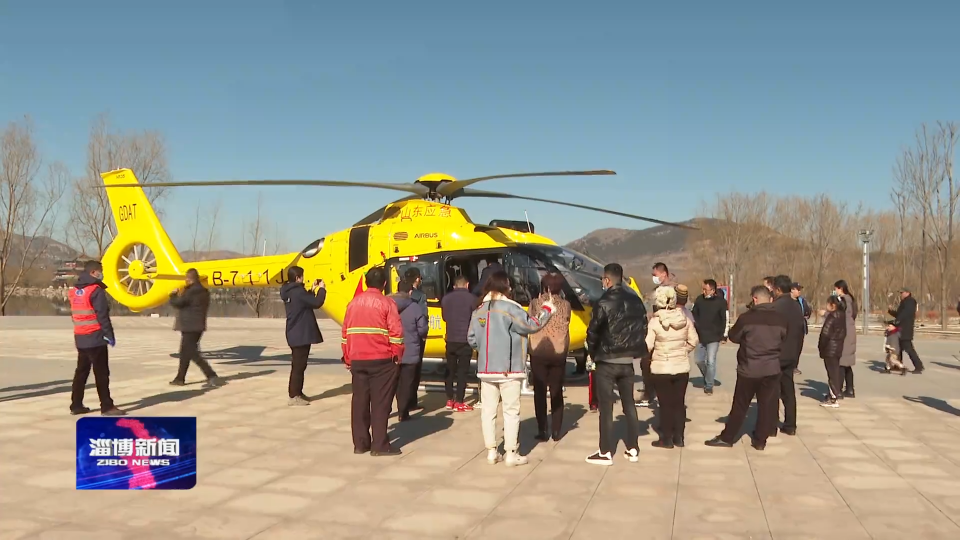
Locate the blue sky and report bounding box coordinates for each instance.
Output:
[1,1,957,253]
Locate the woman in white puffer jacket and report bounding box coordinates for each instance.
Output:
[645,286,699,449]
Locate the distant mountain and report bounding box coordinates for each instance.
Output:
[3,235,81,267]
[565,219,712,284]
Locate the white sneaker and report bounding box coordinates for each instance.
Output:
[636,399,650,408]
[820,400,840,409]
[624,448,639,463]
[486,449,502,465]
[585,451,613,466]
[505,452,528,467]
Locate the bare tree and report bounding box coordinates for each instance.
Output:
[238,195,280,317]
[188,197,223,259]
[0,119,68,315]
[894,121,959,329]
[796,195,849,312]
[70,113,171,257]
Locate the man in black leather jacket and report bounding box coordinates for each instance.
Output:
[584,263,649,466]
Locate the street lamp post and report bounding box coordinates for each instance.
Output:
[858,229,874,335]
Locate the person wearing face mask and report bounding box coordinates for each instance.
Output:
[638,262,672,407]
[69,260,125,416]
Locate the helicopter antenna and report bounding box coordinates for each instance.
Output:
[524,210,531,233]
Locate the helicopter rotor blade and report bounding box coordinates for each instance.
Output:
[353,195,423,227]
[101,179,430,196]
[438,170,616,197]
[450,187,699,230]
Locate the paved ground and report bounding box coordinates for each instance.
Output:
[1,316,960,540]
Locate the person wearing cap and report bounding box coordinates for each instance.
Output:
[789,283,812,375]
[888,287,924,374]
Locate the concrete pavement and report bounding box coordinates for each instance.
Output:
[2,316,960,539]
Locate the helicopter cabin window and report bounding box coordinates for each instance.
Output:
[501,251,547,306]
[391,256,441,303]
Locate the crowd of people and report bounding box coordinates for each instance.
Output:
[66,258,930,465]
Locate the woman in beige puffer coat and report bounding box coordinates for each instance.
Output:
[645,286,699,449]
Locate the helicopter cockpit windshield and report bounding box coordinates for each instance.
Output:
[531,245,606,304]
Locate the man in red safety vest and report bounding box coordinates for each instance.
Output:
[70,260,125,416]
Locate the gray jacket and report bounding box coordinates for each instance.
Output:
[467,293,553,380]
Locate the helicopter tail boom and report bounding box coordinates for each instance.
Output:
[100,169,187,311]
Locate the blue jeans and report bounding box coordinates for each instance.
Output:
[695,341,720,390]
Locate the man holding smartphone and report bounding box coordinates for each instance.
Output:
[280,266,327,406]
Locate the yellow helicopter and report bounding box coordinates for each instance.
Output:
[98,168,695,359]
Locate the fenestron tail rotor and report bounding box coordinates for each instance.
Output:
[118,243,158,296]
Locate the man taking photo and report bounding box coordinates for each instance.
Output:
[585,263,648,466]
[169,269,221,389]
[280,266,326,405]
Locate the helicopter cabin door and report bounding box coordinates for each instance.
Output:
[386,253,444,332]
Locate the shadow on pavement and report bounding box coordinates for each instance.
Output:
[867,360,890,373]
[932,361,960,372]
[306,383,352,401]
[798,378,829,401]
[116,369,276,413]
[171,345,341,367]
[904,395,960,417]
[517,403,589,454]
[389,393,455,449]
[0,381,94,403]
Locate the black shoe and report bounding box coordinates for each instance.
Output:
[704,388,713,396]
[398,414,411,422]
[673,436,685,448]
[551,432,562,442]
[535,431,550,442]
[900,368,907,376]
[101,408,126,416]
[371,447,402,457]
[704,436,733,448]
[70,406,92,415]
[408,404,424,412]
[169,379,186,386]
[842,389,855,399]
[585,451,613,466]
[651,439,675,449]
[780,427,797,436]
[913,369,924,375]
[354,448,370,455]
[751,437,766,451]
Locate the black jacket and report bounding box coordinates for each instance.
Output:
[280,282,326,348]
[772,294,806,368]
[692,293,726,344]
[410,288,428,311]
[888,295,917,341]
[472,262,503,295]
[818,310,846,359]
[441,288,478,343]
[586,284,648,361]
[73,273,115,349]
[170,282,210,333]
[728,303,786,378]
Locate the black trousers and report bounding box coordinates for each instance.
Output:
[720,373,779,444]
[596,362,640,454]
[841,366,854,391]
[822,356,842,399]
[444,342,472,403]
[175,331,218,382]
[396,363,419,417]
[639,356,656,400]
[531,355,565,435]
[899,339,924,371]
[650,372,689,443]
[288,344,311,398]
[71,345,115,411]
[351,359,399,452]
[778,365,797,431]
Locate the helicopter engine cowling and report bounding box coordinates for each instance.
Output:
[489,219,535,234]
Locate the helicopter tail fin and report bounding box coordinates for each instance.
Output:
[100,168,185,311]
